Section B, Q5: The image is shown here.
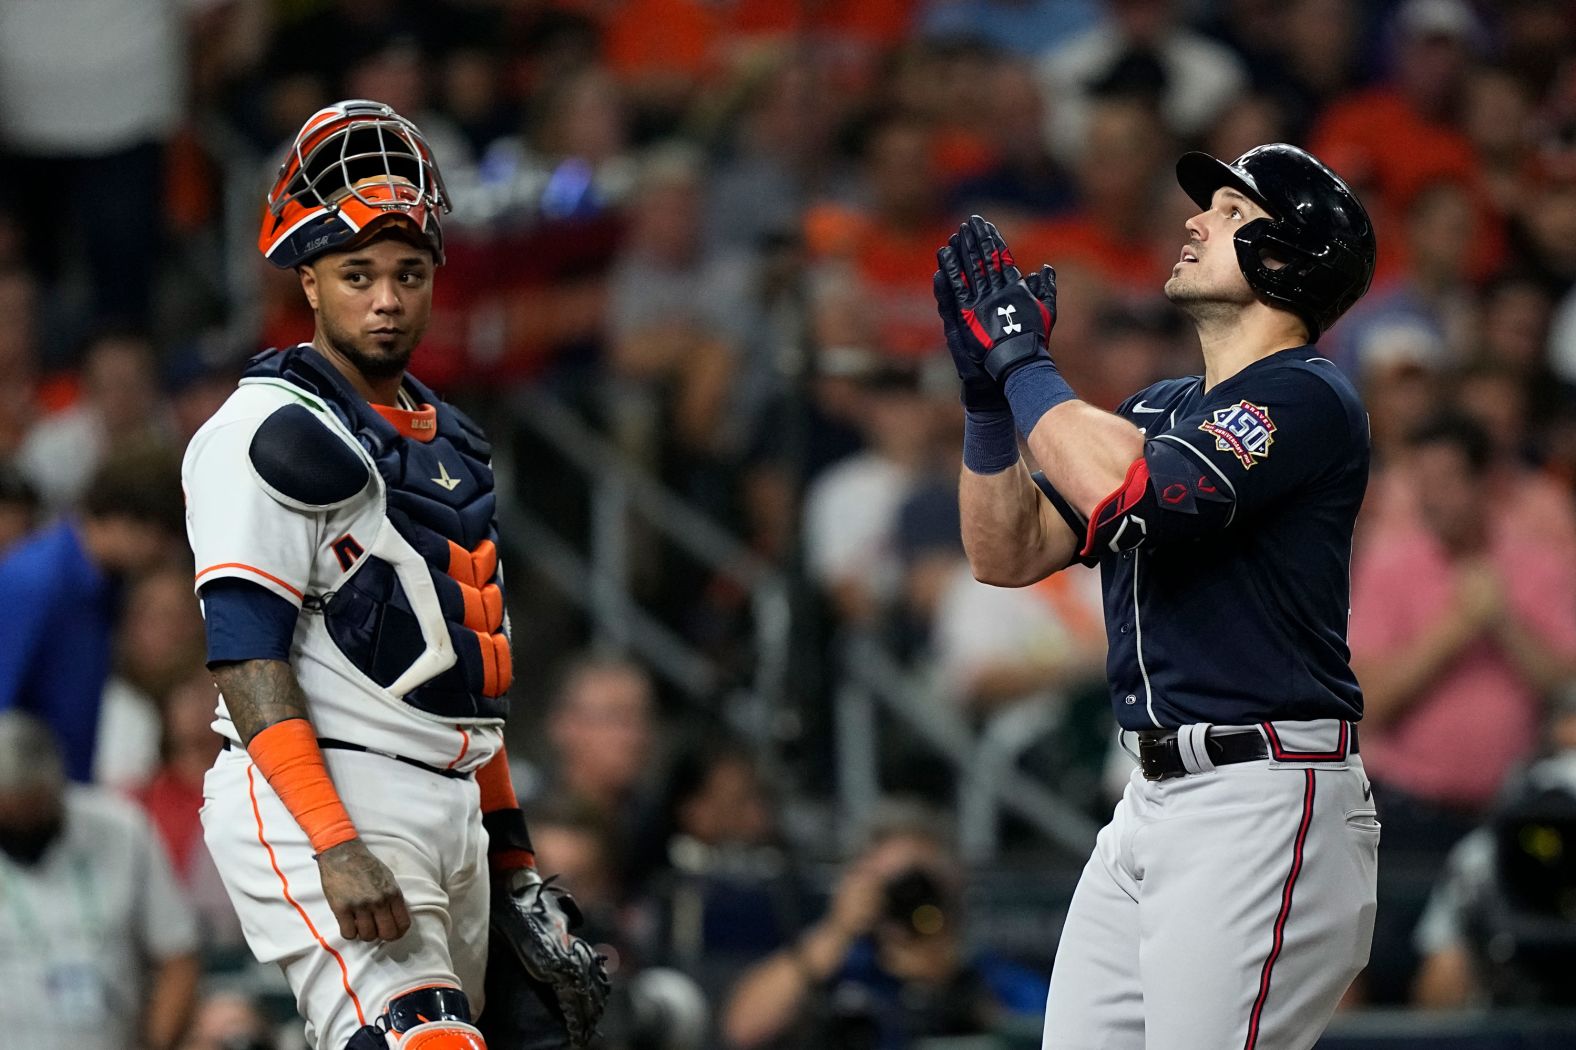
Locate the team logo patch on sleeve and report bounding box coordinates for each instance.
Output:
[1199,401,1276,469]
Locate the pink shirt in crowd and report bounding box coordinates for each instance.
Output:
[1348,524,1576,811]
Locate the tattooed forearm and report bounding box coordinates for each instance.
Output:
[212,659,312,745]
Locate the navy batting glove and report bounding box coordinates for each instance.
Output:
[936,215,1056,383]
[933,270,1009,414]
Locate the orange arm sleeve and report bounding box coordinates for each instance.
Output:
[246,718,357,854]
[478,746,535,873]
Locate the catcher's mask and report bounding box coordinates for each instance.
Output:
[258,99,450,269]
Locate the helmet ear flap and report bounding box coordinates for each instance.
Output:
[1231,218,1340,340]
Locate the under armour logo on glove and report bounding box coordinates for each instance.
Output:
[936,215,1057,382]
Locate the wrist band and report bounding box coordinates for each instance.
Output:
[483,808,538,873]
[963,408,1020,475]
[1004,359,1077,438]
[246,718,357,855]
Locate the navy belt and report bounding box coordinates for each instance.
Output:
[224,736,469,780]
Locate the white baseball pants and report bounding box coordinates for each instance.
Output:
[202,746,491,1050]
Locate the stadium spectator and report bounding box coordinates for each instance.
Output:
[721,800,1046,1050]
[704,57,848,255]
[1463,65,1541,214]
[0,0,203,332]
[1411,695,1576,1009]
[946,59,1077,222]
[17,327,174,511]
[1353,413,1576,810]
[1324,179,1479,374]
[802,356,950,626]
[0,444,184,782]
[533,655,665,891]
[803,115,957,362]
[1020,91,1175,300]
[644,735,801,1001]
[931,560,1105,721]
[1348,412,1576,1001]
[95,564,207,790]
[0,710,201,1050]
[130,668,242,949]
[1037,0,1247,164]
[1510,163,1576,293]
[1310,0,1504,283]
[1213,0,1367,142]
[0,465,39,556]
[1357,348,1443,472]
[606,143,751,460]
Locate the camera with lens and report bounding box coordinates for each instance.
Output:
[1467,780,1576,1006]
[880,865,955,938]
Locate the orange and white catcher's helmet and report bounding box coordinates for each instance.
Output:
[258,99,450,269]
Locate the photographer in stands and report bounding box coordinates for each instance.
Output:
[721,800,1045,1050]
[1413,693,1576,1008]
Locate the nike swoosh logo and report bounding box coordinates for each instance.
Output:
[1362,782,1372,801]
[1131,401,1165,414]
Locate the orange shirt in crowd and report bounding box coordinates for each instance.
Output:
[1310,89,1505,282]
[804,202,957,360]
[1014,215,1167,296]
[596,0,915,88]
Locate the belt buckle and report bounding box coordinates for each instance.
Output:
[1137,734,1180,781]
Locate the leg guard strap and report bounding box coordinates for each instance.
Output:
[345,985,485,1049]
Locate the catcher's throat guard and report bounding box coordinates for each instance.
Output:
[260,99,450,269]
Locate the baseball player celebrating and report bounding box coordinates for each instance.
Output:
[185,100,607,1050]
[934,144,1379,1049]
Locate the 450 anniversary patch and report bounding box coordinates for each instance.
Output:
[1199,401,1276,469]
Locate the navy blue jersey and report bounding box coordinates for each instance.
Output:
[1047,347,1369,730]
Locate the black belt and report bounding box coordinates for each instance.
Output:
[1136,728,1268,781]
[224,736,469,780]
[1136,725,1360,781]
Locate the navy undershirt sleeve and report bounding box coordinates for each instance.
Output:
[200,577,299,664]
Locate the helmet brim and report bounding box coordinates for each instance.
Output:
[1176,152,1274,216]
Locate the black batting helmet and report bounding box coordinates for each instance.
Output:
[1175,143,1376,340]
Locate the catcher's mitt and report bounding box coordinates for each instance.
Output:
[488,869,610,1048]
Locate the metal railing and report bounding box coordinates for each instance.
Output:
[836,632,1101,861]
[490,389,792,738]
[488,389,1098,861]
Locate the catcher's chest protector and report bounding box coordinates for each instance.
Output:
[244,345,512,721]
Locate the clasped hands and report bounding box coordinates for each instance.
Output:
[932,215,1058,412]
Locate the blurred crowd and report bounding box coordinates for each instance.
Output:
[5,0,1576,1046]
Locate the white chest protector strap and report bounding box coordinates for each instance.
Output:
[368,518,458,697]
[245,383,457,698]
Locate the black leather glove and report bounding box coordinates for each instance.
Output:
[936,215,1057,383]
[934,270,1009,413]
[487,869,610,1048]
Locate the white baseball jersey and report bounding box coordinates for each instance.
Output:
[183,375,503,773]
